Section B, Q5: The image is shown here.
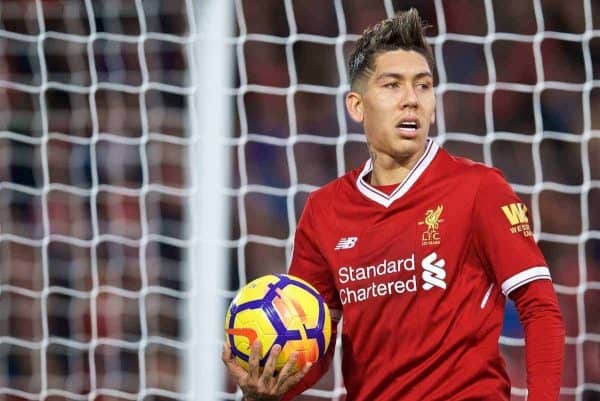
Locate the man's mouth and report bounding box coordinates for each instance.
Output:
[396,120,419,132]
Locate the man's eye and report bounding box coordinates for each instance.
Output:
[417,82,431,89]
[384,82,398,88]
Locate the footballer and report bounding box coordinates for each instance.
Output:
[223,8,565,401]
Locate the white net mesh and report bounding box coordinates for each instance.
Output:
[224,0,600,400]
[0,0,193,400]
[0,1,599,401]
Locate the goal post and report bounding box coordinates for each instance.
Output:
[186,0,233,400]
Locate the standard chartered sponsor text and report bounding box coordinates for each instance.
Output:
[338,254,417,305]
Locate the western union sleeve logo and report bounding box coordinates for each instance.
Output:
[501,203,529,225]
[501,203,532,237]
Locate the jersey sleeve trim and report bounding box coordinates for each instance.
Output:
[501,266,552,295]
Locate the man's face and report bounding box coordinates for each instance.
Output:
[347,49,435,161]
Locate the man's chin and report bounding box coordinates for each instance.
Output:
[389,138,427,160]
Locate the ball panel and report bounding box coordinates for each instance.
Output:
[224,273,332,372]
[279,283,320,328]
[322,305,332,352]
[277,337,320,370]
[272,288,305,331]
[228,307,278,367]
[279,275,332,358]
[234,274,279,304]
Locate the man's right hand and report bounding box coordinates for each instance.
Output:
[222,340,312,401]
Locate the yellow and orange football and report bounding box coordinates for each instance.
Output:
[224,274,332,371]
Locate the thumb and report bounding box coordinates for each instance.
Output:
[222,343,248,382]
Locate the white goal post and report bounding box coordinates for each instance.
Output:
[187,0,232,400]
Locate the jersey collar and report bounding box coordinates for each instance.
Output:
[356,139,440,208]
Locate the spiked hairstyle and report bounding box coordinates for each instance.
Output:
[348,8,434,91]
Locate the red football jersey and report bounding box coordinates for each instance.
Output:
[288,139,551,401]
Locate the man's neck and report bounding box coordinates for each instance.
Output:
[368,144,426,186]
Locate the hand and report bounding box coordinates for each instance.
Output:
[222,340,312,401]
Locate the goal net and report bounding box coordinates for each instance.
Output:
[0,1,598,401]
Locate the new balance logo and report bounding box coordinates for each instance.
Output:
[335,237,358,250]
[421,252,446,290]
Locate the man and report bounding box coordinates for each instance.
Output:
[223,8,565,401]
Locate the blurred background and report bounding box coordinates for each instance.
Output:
[0,0,598,401]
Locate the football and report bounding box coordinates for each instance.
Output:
[224,274,332,371]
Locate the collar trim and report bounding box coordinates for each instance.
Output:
[356,139,439,208]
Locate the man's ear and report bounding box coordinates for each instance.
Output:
[345,91,364,123]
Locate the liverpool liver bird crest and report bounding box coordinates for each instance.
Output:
[423,205,444,232]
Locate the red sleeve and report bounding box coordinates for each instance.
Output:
[282,194,342,400]
[510,280,565,401]
[288,194,342,312]
[473,169,551,295]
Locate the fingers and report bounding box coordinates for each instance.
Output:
[284,361,312,388]
[275,351,300,387]
[275,352,312,392]
[260,344,281,383]
[247,340,262,382]
[224,342,314,400]
[221,343,248,382]
[221,341,232,362]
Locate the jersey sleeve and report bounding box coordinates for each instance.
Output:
[472,169,551,296]
[511,280,565,401]
[288,194,342,313]
[281,194,341,401]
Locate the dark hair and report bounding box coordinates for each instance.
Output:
[348,8,434,89]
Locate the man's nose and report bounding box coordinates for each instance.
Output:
[401,86,418,108]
